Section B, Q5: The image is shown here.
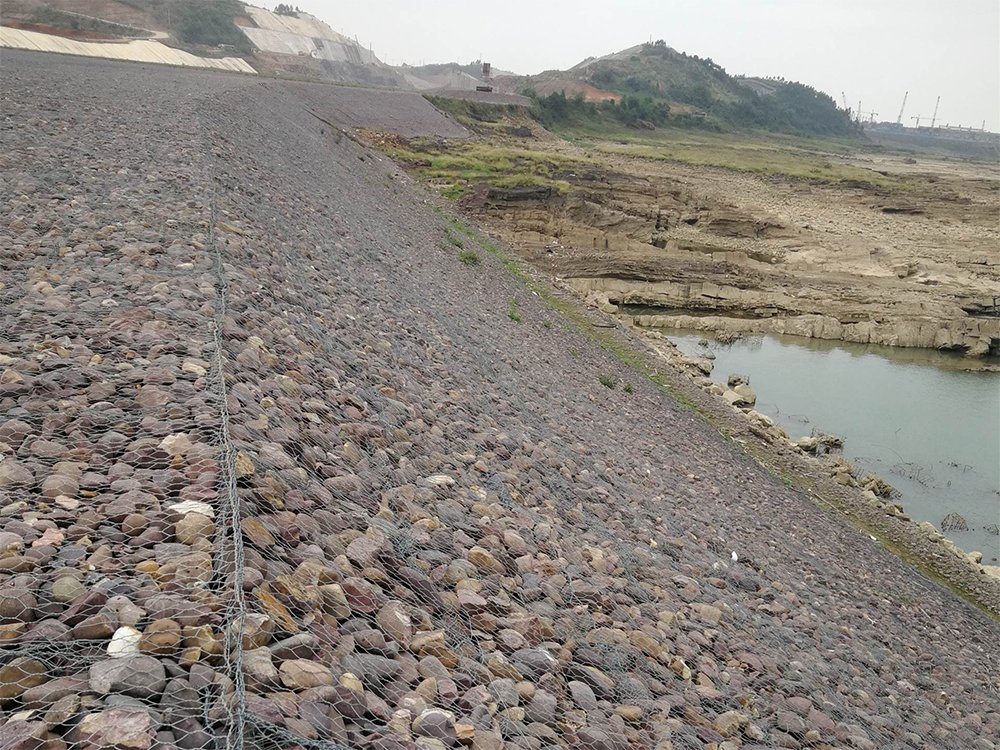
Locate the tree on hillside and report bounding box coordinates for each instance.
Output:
[175,0,252,51]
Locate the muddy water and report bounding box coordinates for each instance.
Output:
[666,331,1000,562]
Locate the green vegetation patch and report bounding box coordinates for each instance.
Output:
[459,249,480,265]
[527,90,672,131]
[572,41,858,138]
[118,0,252,52]
[29,7,146,37]
[424,96,528,135]
[586,132,902,189]
[372,135,577,200]
[508,298,522,322]
[175,0,251,50]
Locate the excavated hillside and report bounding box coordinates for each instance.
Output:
[1,51,999,750]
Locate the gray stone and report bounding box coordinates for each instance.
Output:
[568,680,598,711]
[487,678,519,709]
[89,655,167,698]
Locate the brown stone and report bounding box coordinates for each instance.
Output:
[467,547,504,575]
[73,707,156,750]
[255,589,299,633]
[279,659,334,690]
[242,517,276,548]
[376,600,413,647]
[138,619,182,655]
[175,513,214,545]
[0,657,47,699]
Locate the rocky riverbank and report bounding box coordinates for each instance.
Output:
[1,51,998,750]
[638,330,1000,584]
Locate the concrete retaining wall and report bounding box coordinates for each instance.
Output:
[239,26,374,65]
[0,27,255,73]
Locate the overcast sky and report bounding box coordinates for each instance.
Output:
[292,0,1000,132]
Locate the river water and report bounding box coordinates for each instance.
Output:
[666,331,1000,562]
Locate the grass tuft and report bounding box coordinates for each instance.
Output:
[508,298,521,322]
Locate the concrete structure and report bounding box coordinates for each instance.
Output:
[238,6,377,65]
[402,68,481,91]
[0,27,255,74]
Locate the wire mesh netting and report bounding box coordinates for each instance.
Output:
[2,52,999,750]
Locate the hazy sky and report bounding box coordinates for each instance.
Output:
[293,0,1000,132]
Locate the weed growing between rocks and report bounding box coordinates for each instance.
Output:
[458,248,480,266]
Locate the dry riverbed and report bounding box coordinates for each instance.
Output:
[375,117,1000,360]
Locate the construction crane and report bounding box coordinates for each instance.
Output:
[930,96,941,128]
[896,91,908,125]
[911,115,923,127]
[859,110,879,124]
[841,91,849,110]
[857,100,862,123]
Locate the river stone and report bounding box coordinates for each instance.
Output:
[510,648,558,679]
[139,618,182,655]
[524,689,557,725]
[279,659,334,689]
[376,600,413,646]
[52,576,86,604]
[714,710,746,737]
[74,707,156,750]
[45,692,81,725]
[160,433,192,458]
[175,512,214,545]
[167,500,214,519]
[568,680,598,711]
[486,677,519,709]
[42,473,78,498]
[468,547,504,575]
[413,708,457,745]
[0,657,48,699]
[733,383,756,405]
[0,587,36,623]
[343,653,401,688]
[0,720,48,750]
[331,684,367,719]
[89,655,166,698]
[0,419,32,448]
[0,459,33,488]
[0,531,24,557]
[244,647,279,684]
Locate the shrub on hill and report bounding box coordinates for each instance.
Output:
[549,41,858,137]
[527,90,670,130]
[175,0,251,50]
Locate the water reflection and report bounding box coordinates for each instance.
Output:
[667,331,1000,562]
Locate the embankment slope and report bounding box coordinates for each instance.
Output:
[1,51,998,750]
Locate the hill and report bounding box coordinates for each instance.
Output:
[526,41,858,137]
[0,0,408,87]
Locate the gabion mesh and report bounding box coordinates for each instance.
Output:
[1,51,999,750]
